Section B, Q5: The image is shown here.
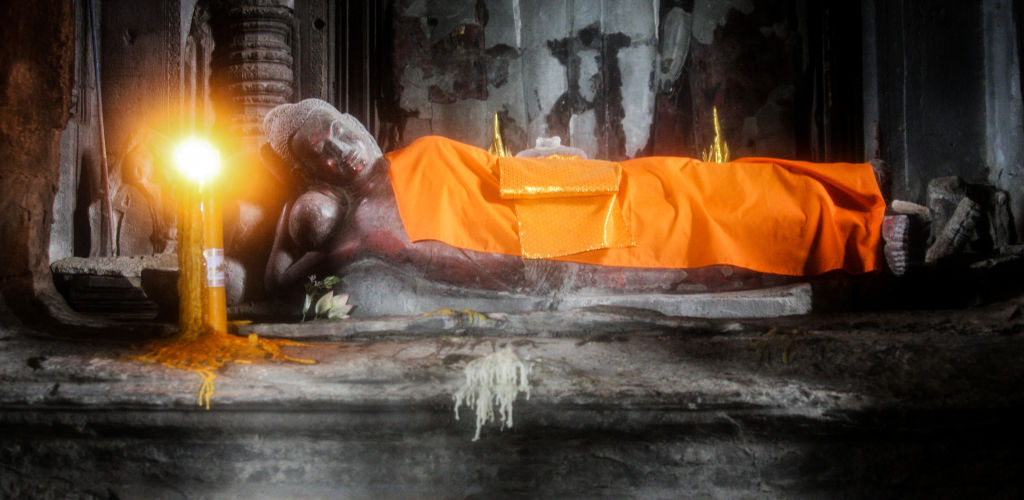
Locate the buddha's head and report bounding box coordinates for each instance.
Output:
[121,143,155,186]
[264,99,383,185]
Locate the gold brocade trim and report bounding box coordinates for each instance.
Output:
[497,156,634,258]
[498,156,621,199]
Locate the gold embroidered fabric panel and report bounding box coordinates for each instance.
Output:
[497,157,635,258]
[499,157,620,198]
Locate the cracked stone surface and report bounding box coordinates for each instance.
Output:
[2,298,1024,497]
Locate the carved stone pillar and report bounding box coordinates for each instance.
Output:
[205,1,295,305]
[185,1,215,132]
[210,0,294,149]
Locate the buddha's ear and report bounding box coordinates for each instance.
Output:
[260,143,294,189]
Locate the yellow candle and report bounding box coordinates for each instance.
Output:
[177,182,203,340]
[173,138,224,337]
[202,185,227,335]
[139,136,312,411]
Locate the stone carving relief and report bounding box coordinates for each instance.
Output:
[111,130,171,256]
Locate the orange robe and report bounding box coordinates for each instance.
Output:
[386,136,885,276]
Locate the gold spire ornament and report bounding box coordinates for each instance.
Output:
[702,107,730,163]
[488,112,512,157]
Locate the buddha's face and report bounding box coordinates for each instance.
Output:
[123,145,154,185]
[290,109,381,184]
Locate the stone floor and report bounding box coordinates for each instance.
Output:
[2,293,1024,498]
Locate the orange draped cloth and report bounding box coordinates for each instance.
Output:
[386,136,885,276]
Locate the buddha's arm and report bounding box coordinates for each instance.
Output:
[265,240,327,291]
[264,190,342,290]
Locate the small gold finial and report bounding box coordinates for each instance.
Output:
[702,107,730,163]
[488,112,511,157]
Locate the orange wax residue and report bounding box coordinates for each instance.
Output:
[131,183,315,410]
[131,330,314,410]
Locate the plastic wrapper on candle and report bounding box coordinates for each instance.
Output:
[203,248,225,287]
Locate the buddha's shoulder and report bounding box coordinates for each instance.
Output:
[291,188,347,223]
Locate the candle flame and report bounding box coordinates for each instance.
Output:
[173,137,221,185]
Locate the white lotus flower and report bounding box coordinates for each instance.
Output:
[327,293,353,319]
[314,291,353,319]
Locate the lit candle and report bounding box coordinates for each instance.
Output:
[141,137,310,410]
[172,138,225,337]
[201,184,227,335]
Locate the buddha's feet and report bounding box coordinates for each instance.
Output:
[926,197,983,263]
[882,215,910,276]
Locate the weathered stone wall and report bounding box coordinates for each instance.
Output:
[102,0,183,157]
[0,1,75,323]
[873,1,988,202]
[870,0,1024,239]
[983,0,1024,239]
[672,0,803,159]
[51,1,103,262]
[388,0,805,161]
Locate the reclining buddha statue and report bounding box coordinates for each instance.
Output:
[260,98,898,316]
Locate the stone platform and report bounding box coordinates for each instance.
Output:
[337,260,812,318]
[49,255,814,321]
[2,299,1024,498]
[556,282,811,318]
[50,255,178,321]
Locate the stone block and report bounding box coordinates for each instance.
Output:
[559,283,812,318]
